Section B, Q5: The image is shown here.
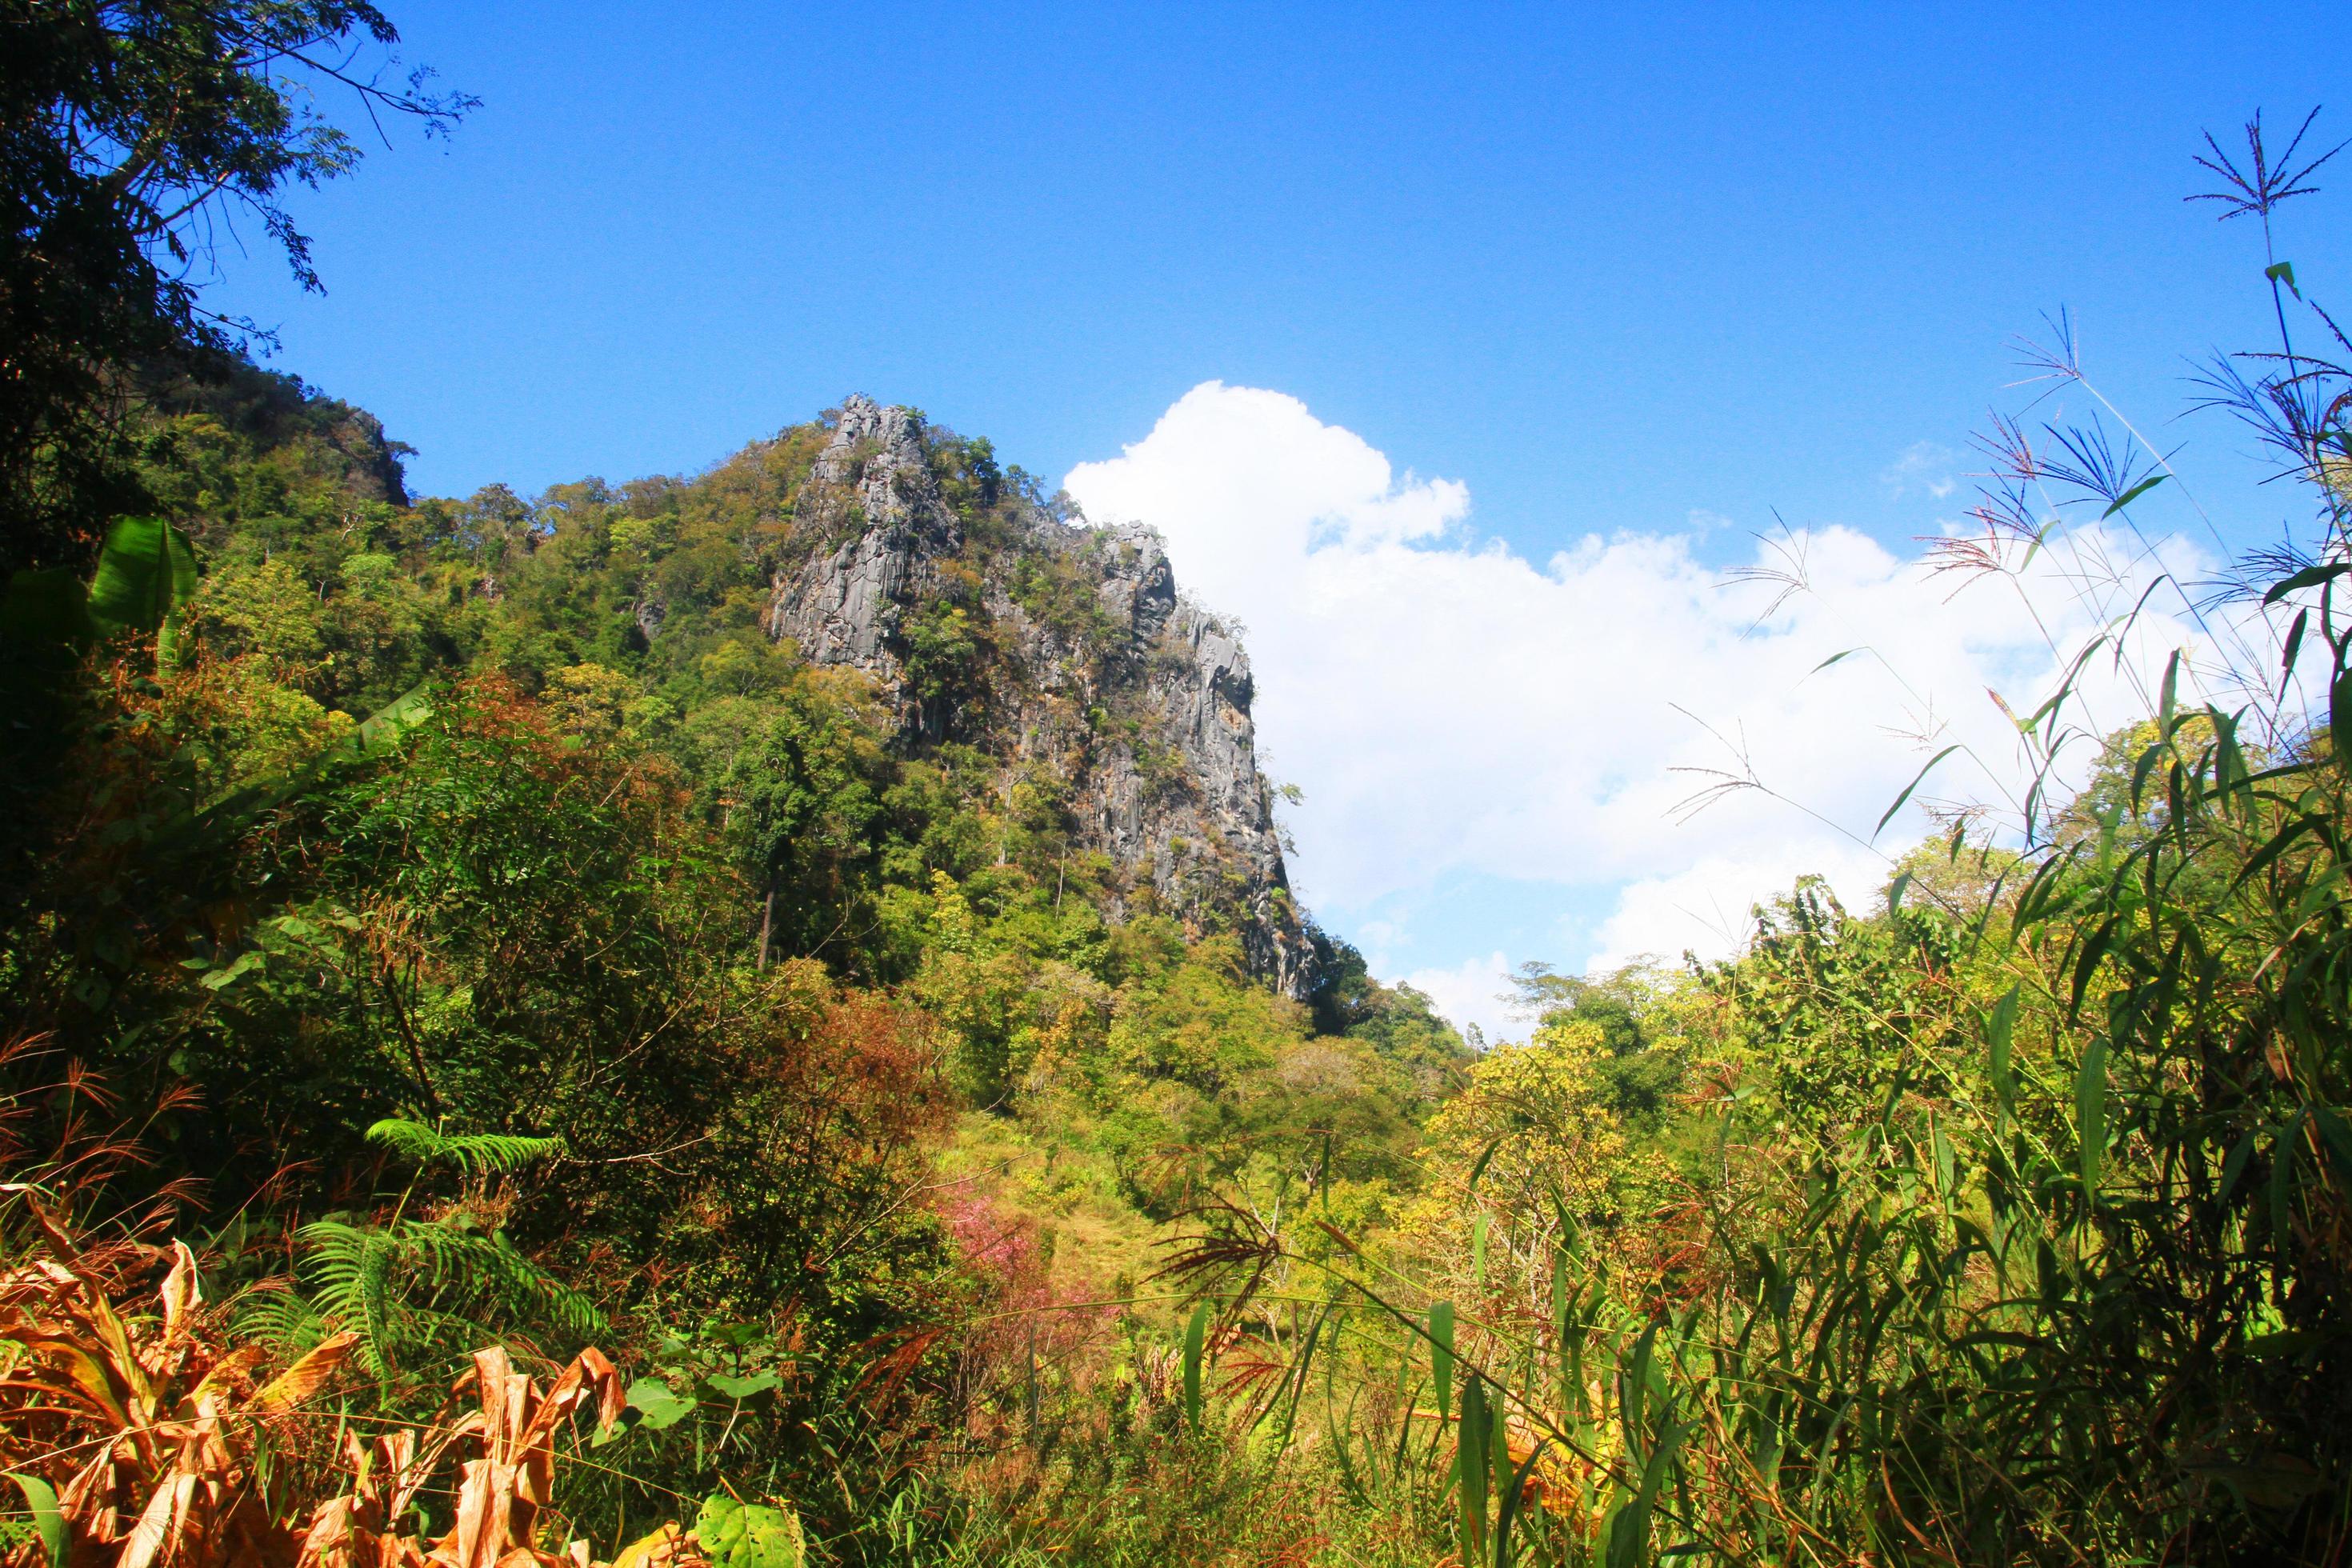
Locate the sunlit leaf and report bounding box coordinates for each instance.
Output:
[1986,986,2020,1116]
[1182,1300,1210,1434]
[2099,472,2168,517]
[1875,746,1961,841]
[6,1474,66,1568]
[86,516,197,634]
[626,1376,696,1430]
[704,1370,782,1402]
[2077,1034,2109,1192]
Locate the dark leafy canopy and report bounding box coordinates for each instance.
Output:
[0,0,469,574]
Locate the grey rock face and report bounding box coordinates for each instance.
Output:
[763,397,1315,998]
[633,591,666,644]
[766,395,959,677]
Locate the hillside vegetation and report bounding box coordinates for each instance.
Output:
[1,8,2347,1562]
[0,346,1473,1564]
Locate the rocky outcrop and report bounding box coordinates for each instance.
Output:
[766,398,958,674]
[764,396,1314,998]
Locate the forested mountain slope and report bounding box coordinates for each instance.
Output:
[10,8,2345,1560]
[157,362,1314,994]
[0,344,1478,1558]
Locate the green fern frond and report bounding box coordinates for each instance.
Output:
[413,1221,605,1338]
[232,1284,330,1358]
[293,1211,602,1383]
[365,1118,562,1178]
[298,1218,406,1382]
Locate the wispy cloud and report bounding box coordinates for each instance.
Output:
[1882,440,1958,501]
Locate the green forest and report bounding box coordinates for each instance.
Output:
[2,5,2349,1565]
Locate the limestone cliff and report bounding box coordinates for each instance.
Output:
[765,395,1314,997]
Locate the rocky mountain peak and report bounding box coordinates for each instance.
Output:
[763,397,1315,998]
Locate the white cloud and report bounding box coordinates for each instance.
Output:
[1584,844,1889,974]
[1065,382,2221,1002]
[1398,951,1520,1048]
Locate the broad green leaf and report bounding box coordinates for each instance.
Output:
[1622,1321,1658,1454]
[696,1496,805,1568]
[1986,986,2020,1116]
[2076,1034,2109,1192]
[705,1370,782,1402]
[2282,607,2310,700]
[1466,1134,1507,1192]
[699,1495,746,1553]
[2130,739,2166,814]
[86,517,197,634]
[2262,559,2352,606]
[1494,1438,1548,1568]
[2270,1116,2300,1261]
[7,1474,65,1567]
[1182,1299,1210,1433]
[198,950,265,990]
[1606,1412,1690,1568]
[2210,704,2250,799]
[626,1376,697,1430]
[2069,912,2122,1019]
[1429,1301,1455,1423]
[1458,1373,1489,1568]
[2018,518,2059,574]
[2268,259,2302,297]
[2332,666,2352,759]
[357,682,435,754]
[2218,1127,2262,1202]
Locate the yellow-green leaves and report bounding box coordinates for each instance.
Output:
[625,1377,697,1431]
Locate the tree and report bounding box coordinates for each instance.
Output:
[0,0,470,573]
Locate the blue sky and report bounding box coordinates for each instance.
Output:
[213,1,2352,1035]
